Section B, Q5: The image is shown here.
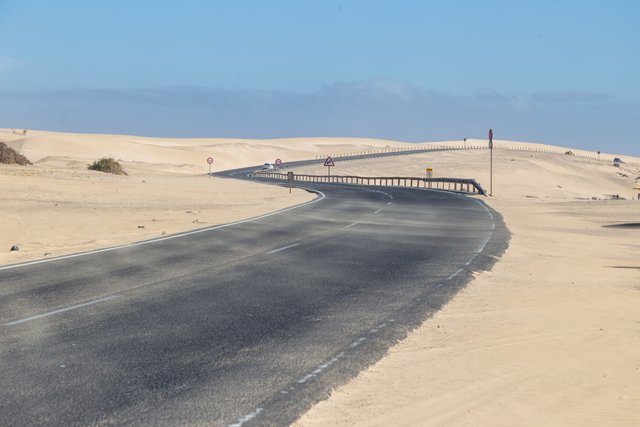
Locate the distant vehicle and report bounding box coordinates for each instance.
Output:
[261,163,275,170]
[613,157,624,164]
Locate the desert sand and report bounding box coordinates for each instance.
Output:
[294,146,640,426]
[0,129,410,266]
[3,129,640,425]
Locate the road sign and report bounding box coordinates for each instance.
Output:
[275,158,283,166]
[324,156,334,177]
[287,171,294,193]
[206,156,214,177]
[488,128,493,143]
[426,167,433,178]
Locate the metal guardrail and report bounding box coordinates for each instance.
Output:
[282,144,639,169]
[252,171,487,196]
[240,142,634,197]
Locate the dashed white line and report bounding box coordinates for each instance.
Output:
[373,209,382,214]
[387,201,393,205]
[297,352,346,384]
[350,337,367,348]
[228,408,263,427]
[3,295,120,326]
[0,189,326,272]
[447,268,464,281]
[265,243,300,255]
[344,222,358,229]
[297,373,315,384]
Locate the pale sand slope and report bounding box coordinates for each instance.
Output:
[0,129,411,266]
[295,146,640,426]
[3,129,640,424]
[1,128,411,171]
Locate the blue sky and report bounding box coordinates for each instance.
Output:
[1,0,639,154]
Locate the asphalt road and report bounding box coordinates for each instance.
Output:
[0,173,508,426]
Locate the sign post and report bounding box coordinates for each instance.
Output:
[207,156,214,177]
[324,156,335,176]
[488,129,493,196]
[287,171,294,194]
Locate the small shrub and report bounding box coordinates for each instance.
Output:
[88,157,127,175]
[0,142,32,165]
[564,150,574,155]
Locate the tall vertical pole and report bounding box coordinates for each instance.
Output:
[489,128,493,196]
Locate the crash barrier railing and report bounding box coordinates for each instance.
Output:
[279,144,639,169]
[252,172,487,196]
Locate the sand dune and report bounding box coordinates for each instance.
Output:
[294,146,640,426]
[0,129,413,266]
[295,142,640,200]
[0,129,412,172]
[2,128,639,425]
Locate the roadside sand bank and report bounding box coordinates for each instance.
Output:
[295,147,640,426]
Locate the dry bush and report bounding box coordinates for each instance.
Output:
[88,157,127,175]
[0,142,32,165]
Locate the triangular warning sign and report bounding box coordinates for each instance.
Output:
[324,156,335,167]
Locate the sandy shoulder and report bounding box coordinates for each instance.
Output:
[1,129,414,267]
[0,163,314,266]
[295,149,640,426]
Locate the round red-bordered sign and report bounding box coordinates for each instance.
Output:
[207,157,214,165]
[275,158,282,166]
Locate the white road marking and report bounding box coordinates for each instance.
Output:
[447,268,464,281]
[344,222,358,229]
[0,189,326,272]
[3,295,119,326]
[265,243,300,255]
[472,198,496,221]
[297,352,346,384]
[373,209,382,214]
[367,188,394,200]
[297,373,315,384]
[350,337,367,348]
[387,201,393,205]
[475,235,492,254]
[227,408,263,427]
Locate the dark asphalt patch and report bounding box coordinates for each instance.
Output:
[602,222,640,229]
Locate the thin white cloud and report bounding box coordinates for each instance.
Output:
[0,82,637,155]
[0,56,19,72]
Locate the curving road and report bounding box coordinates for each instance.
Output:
[0,169,507,426]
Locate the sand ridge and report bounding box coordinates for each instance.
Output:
[2,129,639,425]
[0,129,417,266]
[294,148,640,426]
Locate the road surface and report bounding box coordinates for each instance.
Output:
[0,175,507,426]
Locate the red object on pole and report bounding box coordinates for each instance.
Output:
[206,157,214,177]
